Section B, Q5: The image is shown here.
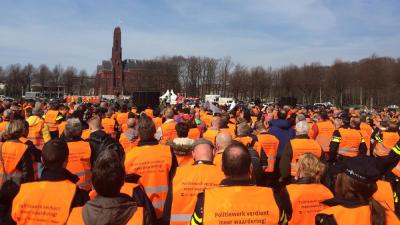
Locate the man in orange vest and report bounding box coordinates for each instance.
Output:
[119,117,139,153]
[311,111,335,160]
[166,138,224,225]
[190,142,286,225]
[214,132,232,169]
[124,115,177,222]
[62,118,93,191]
[202,116,222,144]
[26,106,51,150]
[279,121,322,184]
[372,119,399,157]
[43,101,63,138]
[101,109,117,139]
[11,138,89,225]
[67,148,153,225]
[156,107,177,143]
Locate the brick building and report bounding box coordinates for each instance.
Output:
[96,27,176,95]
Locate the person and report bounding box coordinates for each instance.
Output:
[0,109,13,135]
[102,109,117,139]
[168,122,195,167]
[360,115,374,153]
[316,156,400,225]
[119,117,139,153]
[328,115,367,162]
[268,110,296,160]
[116,104,129,133]
[124,115,177,222]
[213,132,232,169]
[26,106,51,150]
[280,153,333,225]
[311,111,335,160]
[43,101,63,138]
[11,138,89,225]
[67,149,153,225]
[279,121,322,184]
[63,118,92,191]
[372,119,399,157]
[166,139,224,225]
[202,116,221,144]
[234,122,257,147]
[190,142,286,225]
[157,107,177,144]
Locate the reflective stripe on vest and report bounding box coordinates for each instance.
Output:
[315,137,331,152]
[337,128,362,157]
[374,132,399,157]
[27,120,45,150]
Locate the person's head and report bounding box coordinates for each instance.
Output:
[222,142,251,179]
[387,119,399,132]
[92,149,125,197]
[88,116,102,131]
[175,122,189,138]
[3,120,25,140]
[236,122,251,137]
[295,121,310,136]
[277,110,287,120]
[215,132,232,153]
[335,156,386,225]
[3,109,13,121]
[319,111,329,121]
[165,107,174,119]
[105,109,114,118]
[64,118,82,138]
[137,115,156,141]
[254,121,267,133]
[296,153,325,182]
[42,138,69,169]
[32,106,43,117]
[350,116,361,129]
[192,138,215,162]
[127,118,136,129]
[211,116,222,129]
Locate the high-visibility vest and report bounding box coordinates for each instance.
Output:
[360,129,371,155]
[89,182,140,200]
[119,132,139,153]
[234,136,254,147]
[160,121,178,144]
[374,132,399,157]
[256,134,279,172]
[27,120,45,150]
[121,123,129,133]
[102,117,116,138]
[81,129,91,141]
[145,108,154,118]
[227,123,237,138]
[203,129,219,144]
[153,117,163,130]
[170,164,224,225]
[44,110,59,132]
[337,128,362,157]
[202,115,213,128]
[66,141,92,191]
[286,183,333,225]
[203,186,280,225]
[318,205,400,225]
[116,112,129,128]
[176,155,194,167]
[0,141,28,185]
[12,181,76,225]
[67,206,144,225]
[188,128,201,140]
[124,144,172,219]
[58,121,66,137]
[290,139,322,177]
[373,180,395,211]
[213,152,223,169]
[360,122,373,148]
[0,121,9,133]
[315,121,335,152]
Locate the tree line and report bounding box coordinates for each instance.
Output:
[1,54,399,106]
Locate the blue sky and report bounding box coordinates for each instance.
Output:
[0,0,399,74]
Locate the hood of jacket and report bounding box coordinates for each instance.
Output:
[82,194,138,225]
[269,119,293,130]
[27,115,43,126]
[169,138,195,156]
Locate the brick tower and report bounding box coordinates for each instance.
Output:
[111,27,124,94]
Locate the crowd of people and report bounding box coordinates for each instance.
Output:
[0,98,400,225]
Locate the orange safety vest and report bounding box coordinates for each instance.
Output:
[160,121,177,144]
[58,121,66,137]
[44,110,59,132]
[203,129,219,144]
[27,120,45,150]
[286,183,333,225]
[0,141,28,185]
[67,206,144,225]
[81,129,91,141]
[337,128,363,158]
[66,141,92,191]
[290,139,322,177]
[102,117,116,138]
[256,134,279,172]
[89,182,140,200]
[119,132,139,153]
[374,132,399,157]
[234,136,254,147]
[213,152,223,169]
[153,117,163,130]
[0,121,9,133]
[170,164,224,225]
[203,186,280,225]
[373,180,395,211]
[315,121,335,152]
[12,181,76,225]
[124,144,172,219]
[202,114,213,128]
[116,112,129,128]
[188,128,201,140]
[318,205,400,225]
[360,122,373,147]
[176,155,194,167]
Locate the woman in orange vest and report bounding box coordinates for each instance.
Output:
[316,156,400,225]
[168,122,195,167]
[281,153,333,225]
[119,118,139,153]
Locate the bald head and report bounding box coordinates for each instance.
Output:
[215,132,232,153]
[211,116,222,129]
[89,116,102,131]
[192,138,215,162]
[222,142,251,178]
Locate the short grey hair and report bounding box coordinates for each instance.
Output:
[3,109,13,120]
[64,118,82,138]
[295,121,310,135]
[193,138,214,150]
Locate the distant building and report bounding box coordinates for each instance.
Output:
[96,27,174,95]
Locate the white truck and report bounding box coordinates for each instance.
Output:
[218,97,234,106]
[23,92,42,100]
[205,94,220,103]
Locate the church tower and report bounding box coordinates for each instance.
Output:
[111,27,124,94]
